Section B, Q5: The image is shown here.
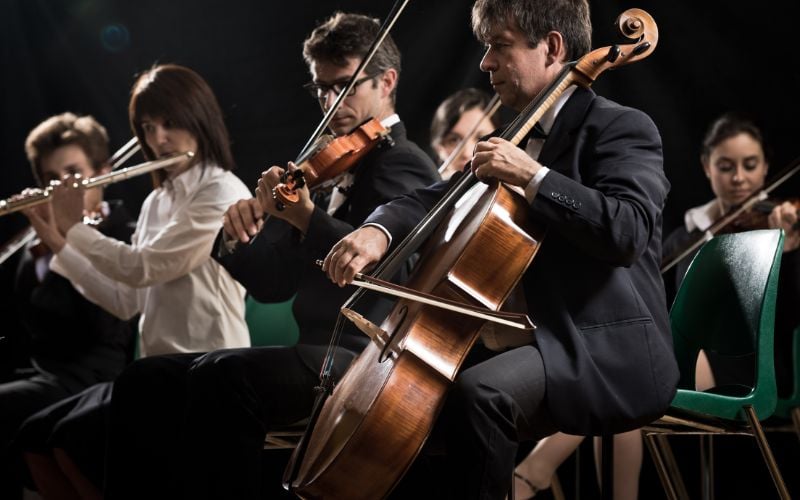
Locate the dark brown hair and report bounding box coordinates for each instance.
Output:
[430,88,502,148]
[129,64,234,186]
[25,112,109,187]
[472,0,591,62]
[701,113,766,164]
[303,12,402,103]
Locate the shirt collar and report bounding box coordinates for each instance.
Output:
[380,113,400,129]
[538,85,576,135]
[684,199,722,232]
[162,162,208,198]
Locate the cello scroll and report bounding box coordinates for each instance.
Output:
[574,8,658,84]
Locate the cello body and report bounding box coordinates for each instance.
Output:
[291,181,545,499]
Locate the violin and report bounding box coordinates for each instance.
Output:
[722,197,800,233]
[273,118,391,209]
[661,155,800,273]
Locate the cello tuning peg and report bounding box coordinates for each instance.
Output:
[632,41,651,56]
[606,45,621,63]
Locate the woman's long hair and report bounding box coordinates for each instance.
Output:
[129,64,235,186]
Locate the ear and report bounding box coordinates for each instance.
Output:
[701,158,711,179]
[544,31,566,65]
[379,68,398,99]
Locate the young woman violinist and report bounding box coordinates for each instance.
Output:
[663,112,800,396]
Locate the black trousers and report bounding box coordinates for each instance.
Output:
[14,381,114,490]
[434,343,555,500]
[106,343,552,500]
[0,374,75,500]
[104,345,357,500]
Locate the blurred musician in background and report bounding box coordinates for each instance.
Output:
[430,87,501,180]
[0,113,135,500]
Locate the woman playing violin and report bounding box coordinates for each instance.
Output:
[663,112,800,397]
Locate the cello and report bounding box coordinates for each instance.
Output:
[286,9,660,499]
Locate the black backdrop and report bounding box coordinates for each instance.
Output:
[4,0,800,242]
[3,1,800,497]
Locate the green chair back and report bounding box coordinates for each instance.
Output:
[669,229,783,421]
[245,294,300,347]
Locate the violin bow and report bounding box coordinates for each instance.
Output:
[661,154,800,273]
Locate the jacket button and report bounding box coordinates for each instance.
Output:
[558,195,566,202]
[551,192,559,198]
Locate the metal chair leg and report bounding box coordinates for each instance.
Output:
[699,434,714,500]
[551,473,566,500]
[791,407,800,442]
[644,433,680,500]
[654,434,690,500]
[742,405,791,500]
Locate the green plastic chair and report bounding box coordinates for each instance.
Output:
[772,326,800,439]
[244,294,306,450]
[245,295,299,347]
[643,229,790,500]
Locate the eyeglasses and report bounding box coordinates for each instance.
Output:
[302,74,377,101]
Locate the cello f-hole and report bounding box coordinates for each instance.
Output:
[380,305,408,362]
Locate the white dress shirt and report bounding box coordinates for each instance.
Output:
[51,163,251,357]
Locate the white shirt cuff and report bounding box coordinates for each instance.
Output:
[362,223,392,247]
[524,166,550,204]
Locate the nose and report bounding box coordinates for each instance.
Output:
[153,125,169,146]
[460,138,478,166]
[479,48,495,73]
[319,89,338,111]
[731,165,744,183]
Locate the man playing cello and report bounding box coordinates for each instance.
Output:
[324,0,679,497]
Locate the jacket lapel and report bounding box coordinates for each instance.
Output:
[538,86,595,168]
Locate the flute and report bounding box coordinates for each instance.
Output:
[0,151,193,217]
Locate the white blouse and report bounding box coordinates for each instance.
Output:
[52,163,252,357]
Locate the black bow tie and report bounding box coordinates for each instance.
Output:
[529,122,548,140]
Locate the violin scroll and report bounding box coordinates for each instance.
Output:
[575,8,658,83]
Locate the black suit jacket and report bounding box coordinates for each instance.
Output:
[365,88,679,435]
[213,121,439,357]
[12,200,136,391]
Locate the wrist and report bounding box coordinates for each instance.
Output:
[286,203,314,234]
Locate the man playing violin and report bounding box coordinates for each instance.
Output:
[0,113,135,500]
[324,0,679,497]
[102,12,438,500]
